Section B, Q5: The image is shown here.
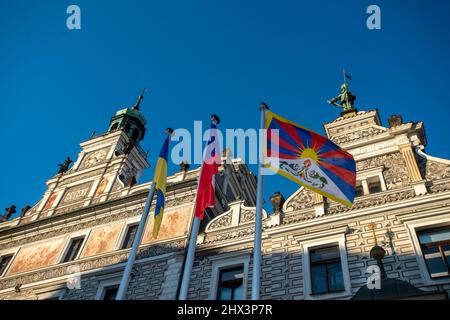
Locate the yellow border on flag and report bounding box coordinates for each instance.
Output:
[263,110,353,208]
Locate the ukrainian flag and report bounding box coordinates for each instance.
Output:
[152,135,170,239]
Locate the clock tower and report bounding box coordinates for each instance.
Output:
[25,95,150,221]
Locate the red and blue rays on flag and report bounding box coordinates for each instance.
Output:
[264,110,356,207]
[195,116,221,220]
[152,134,170,238]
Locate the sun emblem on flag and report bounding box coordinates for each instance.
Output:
[299,148,319,163]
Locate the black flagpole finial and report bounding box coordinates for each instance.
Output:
[211,114,220,125]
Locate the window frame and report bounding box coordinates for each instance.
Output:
[309,245,346,295]
[116,217,142,250]
[0,248,19,277]
[36,289,65,300]
[355,166,387,196]
[408,221,450,284]
[355,182,364,198]
[58,230,90,264]
[405,217,450,286]
[209,252,250,300]
[301,233,352,300]
[367,176,383,194]
[101,285,120,300]
[120,223,140,250]
[216,265,245,300]
[95,279,121,300]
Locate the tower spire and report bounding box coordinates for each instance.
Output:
[133,88,149,111]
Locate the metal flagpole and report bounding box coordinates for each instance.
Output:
[116,129,172,300]
[178,216,200,299]
[179,115,219,300]
[115,182,156,300]
[251,102,268,300]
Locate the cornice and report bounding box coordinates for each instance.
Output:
[0,238,185,292]
[266,187,450,236]
[0,185,197,248]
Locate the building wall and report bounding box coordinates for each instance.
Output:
[1,110,450,300]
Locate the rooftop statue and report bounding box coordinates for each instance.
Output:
[327,82,356,112]
[4,205,16,220]
[58,157,73,174]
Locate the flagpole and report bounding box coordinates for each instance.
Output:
[251,102,268,300]
[179,115,219,300]
[116,129,172,300]
[178,215,200,300]
[115,182,156,300]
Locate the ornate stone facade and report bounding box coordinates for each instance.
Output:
[1,107,449,301]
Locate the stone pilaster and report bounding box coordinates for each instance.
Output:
[314,193,325,217]
[399,144,427,195]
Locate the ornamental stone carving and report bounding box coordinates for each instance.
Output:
[208,211,232,230]
[331,127,386,145]
[285,188,315,211]
[422,159,450,181]
[60,182,93,205]
[166,193,195,208]
[282,211,316,225]
[429,181,450,193]
[240,209,255,223]
[326,190,415,215]
[356,152,410,190]
[203,226,254,244]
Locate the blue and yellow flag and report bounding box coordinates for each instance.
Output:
[152,135,170,239]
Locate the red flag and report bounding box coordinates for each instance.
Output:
[195,117,221,220]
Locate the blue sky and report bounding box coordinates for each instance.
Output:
[1,0,450,217]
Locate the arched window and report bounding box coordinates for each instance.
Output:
[110,122,119,131]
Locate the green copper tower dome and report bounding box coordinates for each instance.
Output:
[108,93,147,143]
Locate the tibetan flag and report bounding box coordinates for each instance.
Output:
[152,135,170,238]
[264,110,356,207]
[195,119,221,220]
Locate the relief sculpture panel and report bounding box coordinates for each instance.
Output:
[356,152,410,189]
[60,182,93,206]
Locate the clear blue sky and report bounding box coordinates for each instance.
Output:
[1,0,450,218]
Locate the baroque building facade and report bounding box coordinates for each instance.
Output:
[1,96,450,300]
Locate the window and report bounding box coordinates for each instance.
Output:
[63,237,85,263]
[310,245,345,295]
[367,176,382,194]
[0,254,13,276]
[121,224,139,250]
[209,254,249,300]
[355,167,387,196]
[355,182,364,197]
[418,227,450,279]
[216,266,244,300]
[102,285,119,300]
